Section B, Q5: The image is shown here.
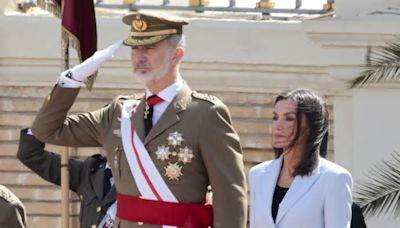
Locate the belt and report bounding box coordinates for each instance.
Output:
[116,192,213,228]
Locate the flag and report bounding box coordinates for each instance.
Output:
[37,0,98,89]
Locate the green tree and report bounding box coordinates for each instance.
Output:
[353,151,400,218]
[352,37,400,218]
[351,36,400,88]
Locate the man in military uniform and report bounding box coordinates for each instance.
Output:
[32,11,247,228]
[17,128,116,228]
[0,185,26,228]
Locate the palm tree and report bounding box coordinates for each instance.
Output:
[351,36,400,218]
[353,151,400,218]
[351,36,400,88]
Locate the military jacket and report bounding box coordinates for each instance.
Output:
[17,129,116,228]
[32,82,247,228]
[0,185,26,228]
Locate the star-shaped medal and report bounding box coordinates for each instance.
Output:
[178,146,195,164]
[167,131,184,147]
[164,162,183,180]
[155,145,171,162]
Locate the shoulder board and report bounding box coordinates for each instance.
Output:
[191,91,219,104]
[129,93,145,100]
[116,93,144,101]
[0,185,18,204]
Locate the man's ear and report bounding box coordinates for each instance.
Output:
[172,47,184,65]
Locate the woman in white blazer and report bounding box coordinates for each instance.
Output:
[249,88,353,228]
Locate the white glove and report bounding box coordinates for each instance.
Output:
[58,39,123,87]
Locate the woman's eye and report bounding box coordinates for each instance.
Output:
[286,117,296,121]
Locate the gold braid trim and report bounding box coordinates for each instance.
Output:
[131,29,178,37]
[36,0,61,18]
[124,35,169,46]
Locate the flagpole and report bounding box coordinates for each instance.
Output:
[61,36,70,228]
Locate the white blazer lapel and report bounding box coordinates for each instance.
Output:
[258,157,283,227]
[275,163,321,225]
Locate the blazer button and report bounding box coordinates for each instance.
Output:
[96,206,101,213]
[91,225,96,228]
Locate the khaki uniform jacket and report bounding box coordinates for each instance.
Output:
[0,185,26,228]
[17,129,116,228]
[32,82,248,228]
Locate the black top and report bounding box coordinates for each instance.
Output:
[351,203,367,228]
[272,185,289,222]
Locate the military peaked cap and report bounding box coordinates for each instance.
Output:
[122,11,189,47]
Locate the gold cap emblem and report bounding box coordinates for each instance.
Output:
[132,15,148,32]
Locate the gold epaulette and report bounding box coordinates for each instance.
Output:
[127,93,145,100]
[191,91,219,104]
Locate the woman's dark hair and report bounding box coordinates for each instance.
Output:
[274,88,329,176]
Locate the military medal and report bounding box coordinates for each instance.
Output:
[178,146,194,164]
[154,131,196,180]
[167,131,184,147]
[144,104,150,119]
[155,145,171,161]
[164,162,183,180]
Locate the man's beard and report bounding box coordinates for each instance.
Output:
[132,58,171,83]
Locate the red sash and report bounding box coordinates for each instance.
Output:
[116,192,213,228]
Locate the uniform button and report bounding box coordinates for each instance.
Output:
[91,225,96,228]
[96,206,101,212]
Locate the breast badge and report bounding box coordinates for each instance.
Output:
[178,146,194,164]
[155,145,171,161]
[167,131,184,147]
[164,162,183,180]
[156,131,194,180]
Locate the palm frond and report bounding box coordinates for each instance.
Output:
[350,36,400,88]
[353,150,400,218]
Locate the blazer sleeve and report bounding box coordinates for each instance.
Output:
[17,129,84,192]
[324,171,353,228]
[0,198,25,228]
[199,103,248,228]
[31,85,116,147]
